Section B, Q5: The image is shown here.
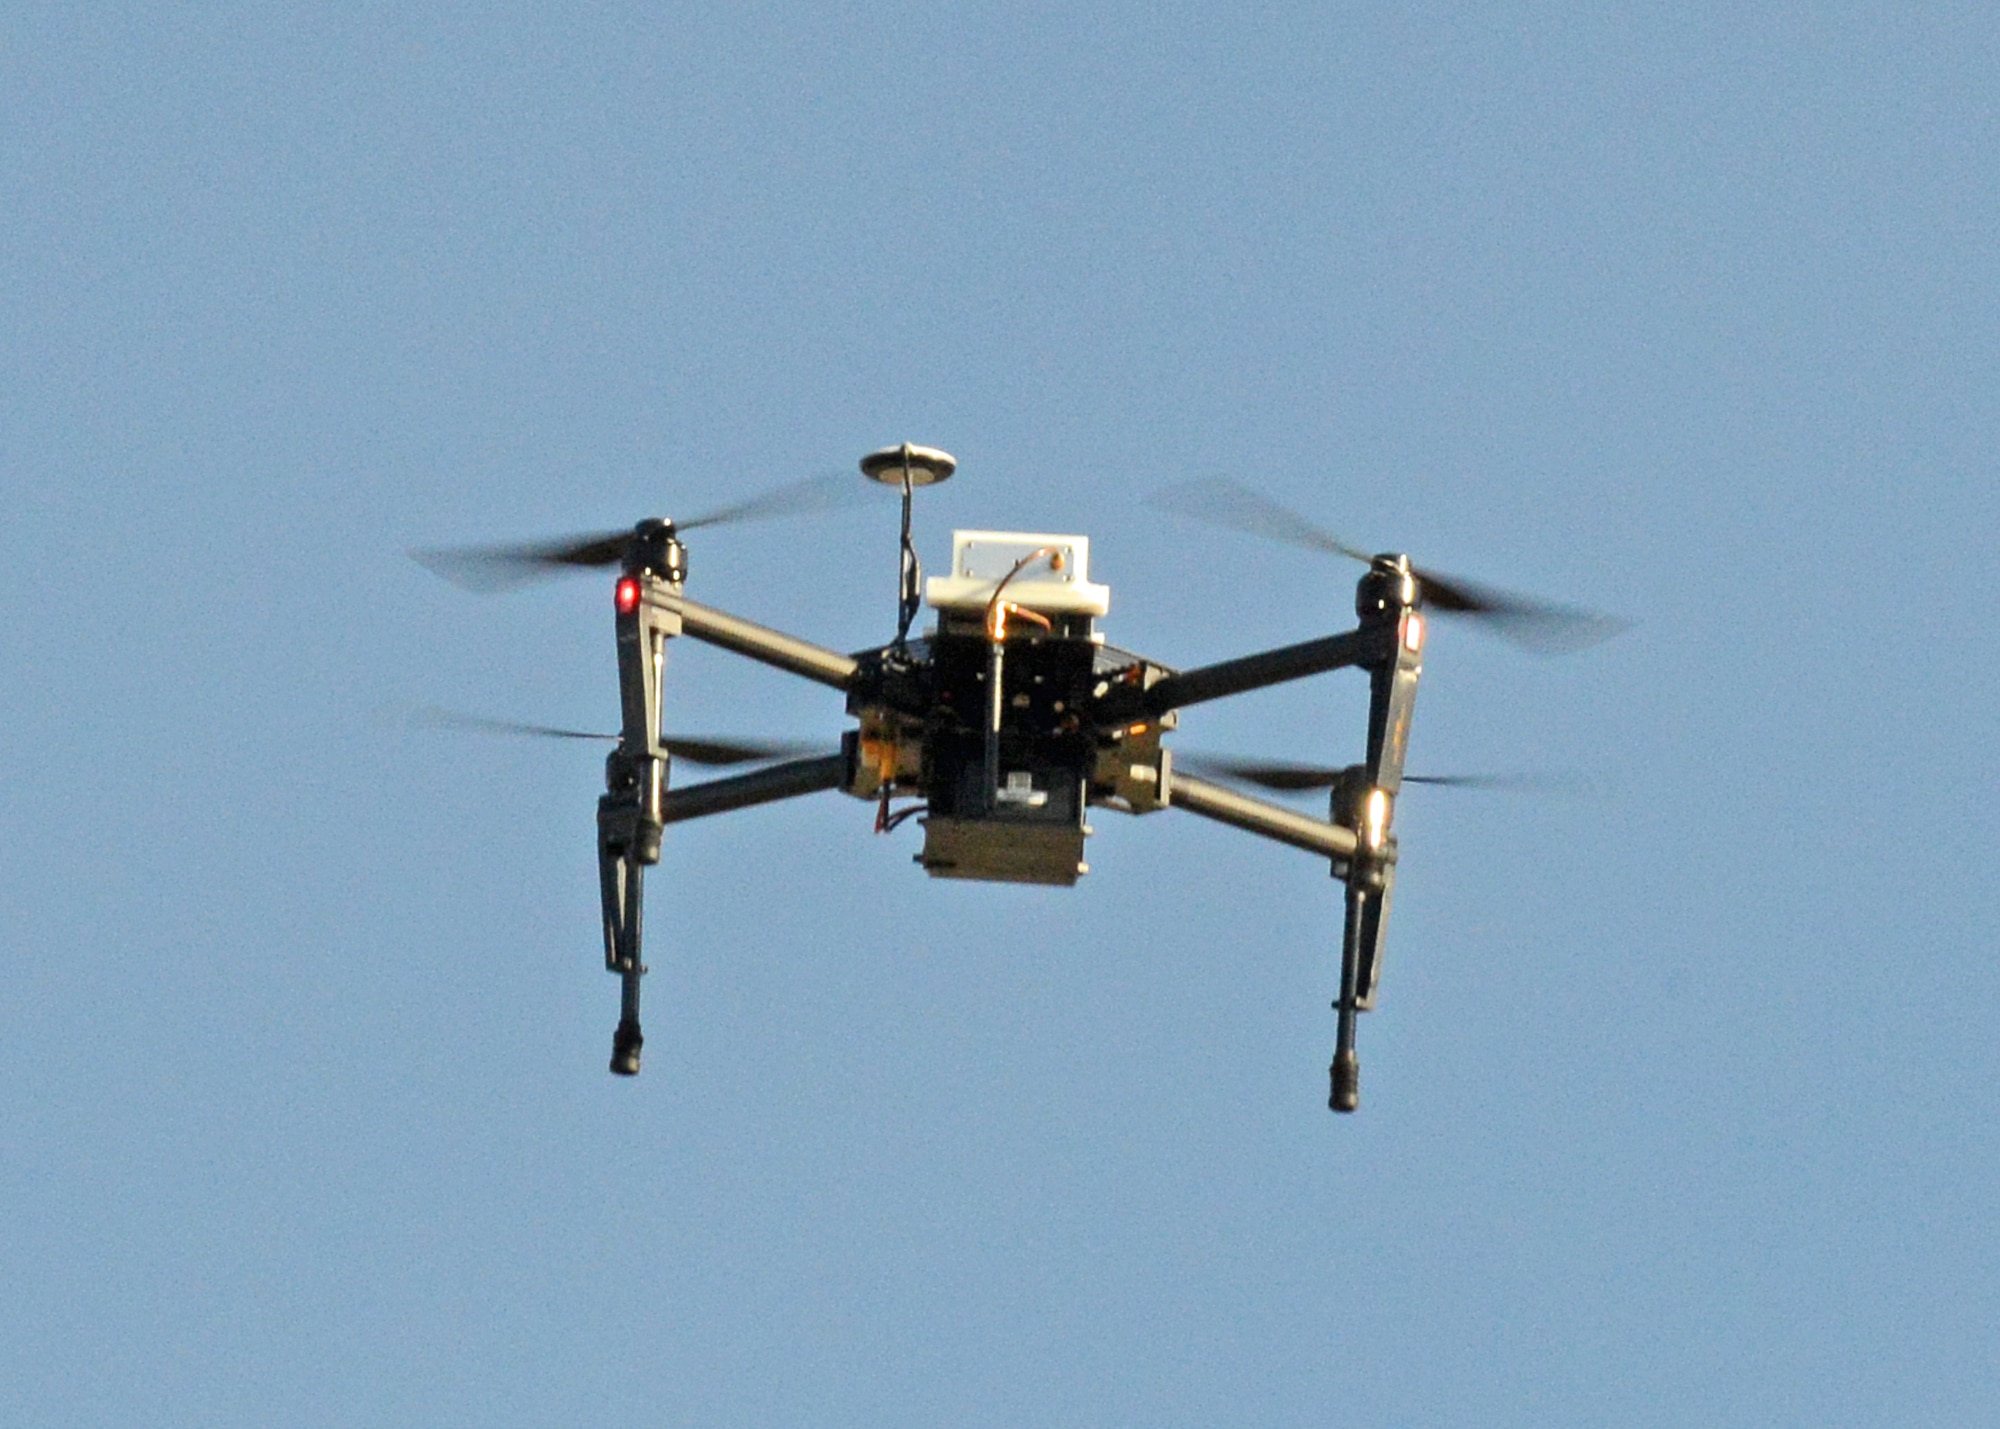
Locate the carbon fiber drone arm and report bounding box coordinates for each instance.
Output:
[1161,770,1361,861]
[674,596,860,690]
[657,752,849,824]
[1094,623,1397,723]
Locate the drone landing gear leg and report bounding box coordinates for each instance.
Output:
[598,521,683,1078]
[599,787,656,1076]
[1332,883,1366,1113]
[614,960,645,1075]
[1328,560,1421,1114]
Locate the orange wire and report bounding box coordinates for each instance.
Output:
[983,546,1062,641]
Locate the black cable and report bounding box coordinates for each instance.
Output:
[894,467,921,648]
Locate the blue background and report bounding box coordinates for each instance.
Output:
[4,5,1995,1424]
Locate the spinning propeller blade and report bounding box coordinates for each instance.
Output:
[410,707,613,741]
[661,735,823,767]
[673,469,869,533]
[1149,476,1372,563]
[411,531,634,591]
[1175,751,1568,794]
[414,471,871,592]
[408,707,816,766]
[1149,476,1626,653]
[1174,753,1348,791]
[1390,568,1628,654]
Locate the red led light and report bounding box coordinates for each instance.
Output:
[615,577,641,614]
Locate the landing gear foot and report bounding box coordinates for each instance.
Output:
[610,1018,644,1076]
[1330,1050,1359,1113]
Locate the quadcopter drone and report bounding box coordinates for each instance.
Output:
[420,445,1618,1112]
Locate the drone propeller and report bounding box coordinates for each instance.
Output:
[408,707,817,767]
[1175,751,1568,795]
[1149,477,1626,653]
[414,470,872,592]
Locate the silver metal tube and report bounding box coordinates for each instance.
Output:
[984,640,1004,811]
[1167,771,1359,861]
[677,598,860,690]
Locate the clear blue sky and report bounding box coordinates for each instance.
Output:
[4,4,1996,1424]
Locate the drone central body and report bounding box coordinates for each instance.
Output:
[590,446,1424,1112]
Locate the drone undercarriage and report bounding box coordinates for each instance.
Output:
[591,513,1425,1114]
